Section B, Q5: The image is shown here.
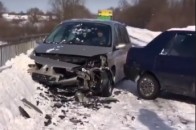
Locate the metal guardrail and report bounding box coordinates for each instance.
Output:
[0,34,48,67]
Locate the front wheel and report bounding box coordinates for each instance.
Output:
[100,70,114,97]
[137,74,160,99]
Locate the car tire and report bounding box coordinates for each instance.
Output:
[101,70,114,97]
[137,74,160,99]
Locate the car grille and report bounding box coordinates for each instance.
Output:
[32,73,56,84]
[36,53,88,65]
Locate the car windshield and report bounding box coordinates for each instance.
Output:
[45,22,112,47]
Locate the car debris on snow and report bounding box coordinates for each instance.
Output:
[18,106,30,118]
[21,98,43,114]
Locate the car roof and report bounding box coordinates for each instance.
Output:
[61,18,125,26]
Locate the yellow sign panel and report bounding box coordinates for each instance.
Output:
[98,10,113,16]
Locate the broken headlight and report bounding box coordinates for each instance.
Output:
[86,57,101,68]
[29,50,36,58]
[86,55,107,68]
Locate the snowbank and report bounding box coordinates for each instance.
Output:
[2,13,54,22]
[2,14,28,22]
[126,25,195,47]
[126,26,161,47]
[0,50,44,130]
[169,25,195,31]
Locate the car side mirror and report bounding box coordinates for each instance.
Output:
[115,44,126,50]
[36,36,47,44]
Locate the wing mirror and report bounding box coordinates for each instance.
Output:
[115,44,126,50]
[36,36,47,44]
[36,39,44,44]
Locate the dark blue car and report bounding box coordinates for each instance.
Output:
[124,30,195,99]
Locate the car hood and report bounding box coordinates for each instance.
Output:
[34,43,112,57]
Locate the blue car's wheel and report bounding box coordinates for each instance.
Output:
[137,74,160,99]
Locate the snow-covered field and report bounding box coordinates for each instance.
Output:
[2,13,57,23]
[2,14,28,21]
[0,26,195,130]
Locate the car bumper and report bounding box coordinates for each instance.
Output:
[28,64,78,86]
[124,64,140,82]
[31,73,78,86]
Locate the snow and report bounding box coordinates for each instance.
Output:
[0,50,44,130]
[2,13,56,22]
[169,25,195,31]
[0,26,195,130]
[0,41,7,46]
[2,13,28,21]
[126,26,161,47]
[126,25,196,47]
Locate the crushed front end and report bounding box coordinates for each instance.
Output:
[28,53,114,98]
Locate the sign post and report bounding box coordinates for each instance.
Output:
[97,10,113,20]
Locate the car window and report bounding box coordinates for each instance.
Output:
[115,25,129,45]
[122,26,130,44]
[161,33,195,58]
[119,25,127,44]
[117,25,123,44]
[45,22,112,47]
[45,25,65,43]
[114,25,120,46]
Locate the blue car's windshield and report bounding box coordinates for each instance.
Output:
[45,22,112,47]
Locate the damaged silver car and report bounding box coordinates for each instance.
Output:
[28,19,131,97]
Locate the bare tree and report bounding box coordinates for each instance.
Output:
[146,0,195,30]
[0,1,6,17]
[27,8,44,24]
[118,0,131,10]
[49,0,92,21]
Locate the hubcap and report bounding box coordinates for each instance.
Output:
[139,78,155,97]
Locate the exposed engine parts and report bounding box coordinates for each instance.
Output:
[28,55,114,103]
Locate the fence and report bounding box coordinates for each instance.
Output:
[0,34,48,67]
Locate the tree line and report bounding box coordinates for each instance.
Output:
[113,0,195,31]
[0,0,195,40]
[48,0,195,31]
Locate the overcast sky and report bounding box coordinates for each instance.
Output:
[0,0,119,13]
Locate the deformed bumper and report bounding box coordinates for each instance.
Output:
[32,73,78,86]
[28,64,78,86]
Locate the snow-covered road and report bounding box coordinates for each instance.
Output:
[0,25,195,130]
[0,52,195,130]
[30,80,195,130]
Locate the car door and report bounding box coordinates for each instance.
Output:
[155,32,195,97]
[112,24,131,82]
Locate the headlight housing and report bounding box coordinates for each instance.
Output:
[86,56,101,68]
[86,55,107,68]
[29,50,36,58]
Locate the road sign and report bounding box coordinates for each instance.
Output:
[98,10,113,20]
[98,10,113,17]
